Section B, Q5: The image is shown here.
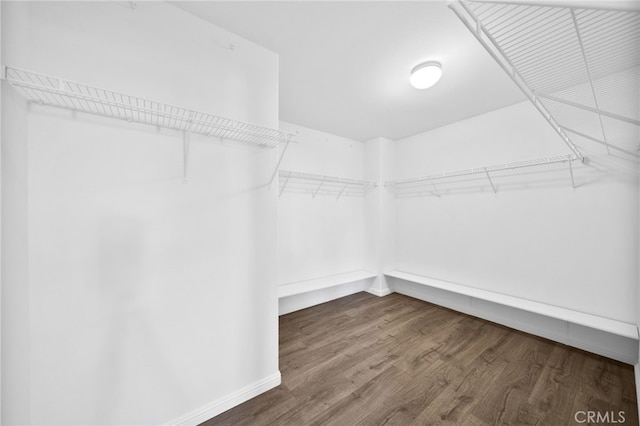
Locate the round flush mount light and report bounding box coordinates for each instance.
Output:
[410,61,442,89]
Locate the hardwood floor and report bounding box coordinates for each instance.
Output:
[202,292,638,425]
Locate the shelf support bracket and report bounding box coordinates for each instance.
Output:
[429,177,441,198]
[570,9,610,155]
[312,181,324,198]
[182,112,196,182]
[484,168,497,194]
[568,160,576,189]
[537,93,640,127]
[336,183,348,200]
[269,136,292,186]
[279,175,290,197]
[561,125,638,158]
[183,129,191,182]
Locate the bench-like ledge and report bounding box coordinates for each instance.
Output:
[385,270,638,340]
[278,270,377,299]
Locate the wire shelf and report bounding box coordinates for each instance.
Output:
[386,155,580,197]
[2,66,294,148]
[449,1,639,158]
[278,170,377,199]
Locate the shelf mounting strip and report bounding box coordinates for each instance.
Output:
[2,65,296,180]
[449,0,640,159]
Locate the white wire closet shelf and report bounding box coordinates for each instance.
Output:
[386,155,580,197]
[2,66,295,149]
[449,1,640,158]
[278,170,377,198]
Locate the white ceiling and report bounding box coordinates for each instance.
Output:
[172,1,528,141]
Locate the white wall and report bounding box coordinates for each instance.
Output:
[1,3,31,424]
[364,137,395,296]
[2,2,279,425]
[277,121,366,285]
[393,100,639,324]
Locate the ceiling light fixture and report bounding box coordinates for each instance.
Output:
[410,61,442,89]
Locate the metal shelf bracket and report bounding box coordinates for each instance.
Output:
[429,177,441,198]
[569,8,610,155]
[312,181,324,199]
[269,133,293,186]
[484,168,497,194]
[568,160,576,189]
[183,129,191,182]
[336,183,348,200]
[279,174,290,197]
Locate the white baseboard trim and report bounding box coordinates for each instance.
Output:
[366,274,394,298]
[366,286,393,297]
[390,277,638,365]
[169,371,281,426]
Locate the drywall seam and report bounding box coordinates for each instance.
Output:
[169,371,281,426]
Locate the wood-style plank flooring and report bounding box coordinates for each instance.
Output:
[203,292,638,425]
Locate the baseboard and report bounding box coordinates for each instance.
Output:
[366,286,393,297]
[169,371,281,426]
[366,274,394,297]
[391,279,638,364]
